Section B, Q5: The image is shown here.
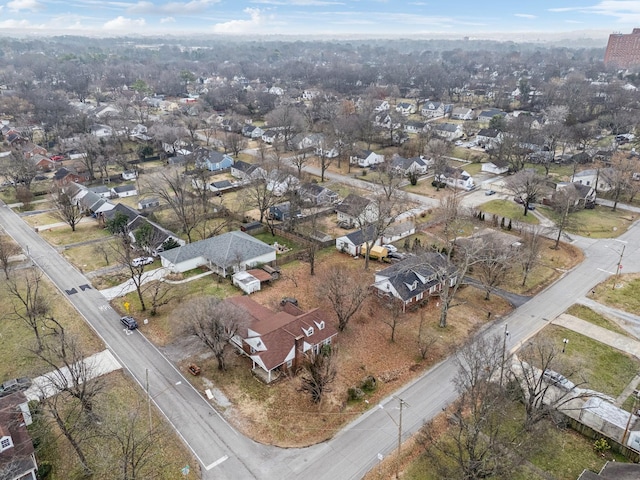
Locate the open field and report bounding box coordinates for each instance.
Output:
[592,272,640,315]
[39,221,111,245]
[478,198,541,224]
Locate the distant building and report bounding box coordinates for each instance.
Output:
[604,28,640,68]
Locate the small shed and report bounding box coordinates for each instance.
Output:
[232,271,261,294]
[240,221,264,234]
[138,197,160,210]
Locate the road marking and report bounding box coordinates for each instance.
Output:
[98,304,113,312]
[597,268,616,275]
[205,455,229,470]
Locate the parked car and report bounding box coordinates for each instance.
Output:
[382,244,398,253]
[120,316,139,330]
[131,256,154,267]
[514,196,524,204]
[527,204,536,210]
[542,370,575,390]
[485,190,496,196]
[0,377,32,398]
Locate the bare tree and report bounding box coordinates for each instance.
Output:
[143,168,202,243]
[184,297,244,371]
[300,346,337,404]
[0,233,20,279]
[420,335,520,480]
[427,139,450,191]
[264,101,305,149]
[473,237,519,301]
[5,268,50,351]
[51,186,83,232]
[0,148,39,192]
[99,401,169,480]
[146,280,173,317]
[505,170,546,216]
[417,309,437,360]
[290,146,310,178]
[318,265,369,332]
[374,296,404,342]
[222,132,247,157]
[550,185,581,249]
[35,322,104,417]
[603,153,636,212]
[512,339,590,431]
[519,226,543,287]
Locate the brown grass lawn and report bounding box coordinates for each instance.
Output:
[159,253,512,447]
[0,267,105,380]
[61,238,120,272]
[402,180,459,200]
[591,272,640,314]
[39,221,111,246]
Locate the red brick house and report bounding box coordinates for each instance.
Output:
[0,392,37,480]
[228,297,338,383]
[53,167,89,187]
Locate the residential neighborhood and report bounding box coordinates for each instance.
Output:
[2,30,640,480]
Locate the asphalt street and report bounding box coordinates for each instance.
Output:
[2,189,640,479]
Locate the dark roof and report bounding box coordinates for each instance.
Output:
[478,108,506,118]
[375,253,455,302]
[433,123,459,132]
[103,203,140,223]
[392,155,426,170]
[344,225,377,245]
[335,193,371,218]
[477,128,500,138]
[211,180,232,189]
[232,160,258,173]
[112,184,136,193]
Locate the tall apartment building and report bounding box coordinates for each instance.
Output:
[604,28,640,68]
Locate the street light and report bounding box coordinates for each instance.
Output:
[562,338,569,353]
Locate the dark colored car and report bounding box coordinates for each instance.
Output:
[120,316,139,330]
[280,297,298,307]
[0,377,32,398]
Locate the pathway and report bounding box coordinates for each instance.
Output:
[99,267,170,300]
[577,297,640,339]
[24,350,121,402]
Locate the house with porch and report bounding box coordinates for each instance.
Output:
[228,296,338,383]
[372,253,457,312]
[481,158,510,175]
[391,155,429,176]
[194,148,234,172]
[450,107,474,120]
[159,231,276,277]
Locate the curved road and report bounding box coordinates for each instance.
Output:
[2,197,640,479]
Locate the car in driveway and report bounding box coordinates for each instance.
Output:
[485,189,496,196]
[382,244,398,253]
[0,377,32,398]
[131,256,154,267]
[120,316,139,330]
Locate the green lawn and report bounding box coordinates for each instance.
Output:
[537,325,640,397]
[477,199,540,225]
[565,304,630,337]
[539,205,634,238]
[596,275,640,314]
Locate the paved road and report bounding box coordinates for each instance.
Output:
[3,194,640,479]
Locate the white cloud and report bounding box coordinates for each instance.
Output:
[212,7,265,33]
[550,1,640,20]
[7,0,44,12]
[0,18,38,28]
[103,16,146,30]
[514,14,536,19]
[127,0,218,15]
[250,0,342,5]
[160,17,176,23]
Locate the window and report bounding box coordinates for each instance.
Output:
[0,436,13,451]
[416,292,423,300]
[286,360,293,368]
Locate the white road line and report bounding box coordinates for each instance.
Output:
[205,455,229,470]
[597,268,616,275]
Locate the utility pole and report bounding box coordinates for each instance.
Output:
[500,323,509,387]
[613,243,626,290]
[396,397,406,479]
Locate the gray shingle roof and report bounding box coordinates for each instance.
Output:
[160,231,275,270]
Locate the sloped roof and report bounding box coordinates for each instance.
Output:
[228,296,337,372]
[160,231,275,270]
[0,392,36,473]
[335,193,371,218]
[477,128,500,138]
[375,253,455,302]
[112,184,136,193]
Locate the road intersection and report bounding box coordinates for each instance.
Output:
[1,188,639,478]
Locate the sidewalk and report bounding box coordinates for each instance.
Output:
[24,350,121,402]
[552,313,640,358]
[577,297,640,339]
[100,267,170,300]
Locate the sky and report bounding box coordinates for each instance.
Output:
[0,0,639,39]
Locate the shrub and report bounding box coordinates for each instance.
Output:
[360,375,377,393]
[347,387,365,401]
[594,438,610,455]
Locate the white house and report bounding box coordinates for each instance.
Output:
[481,159,510,175]
[572,168,614,192]
[432,123,464,140]
[476,128,503,149]
[396,102,416,115]
[450,107,474,120]
[159,231,276,277]
[374,100,390,112]
[421,101,446,118]
[436,167,475,191]
[335,225,380,256]
[349,150,385,168]
[110,184,138,198]
[335,194,378,227]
